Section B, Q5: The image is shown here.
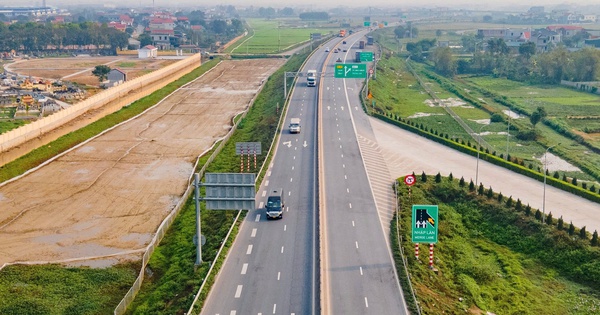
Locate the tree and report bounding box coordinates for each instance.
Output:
[435,29,442,37]
[546,212,553,225]
[459,177,465,187]
[592,230,599,246]
[421,171,427,182]
[432,47,456,76]
[92,65,111,82]
[435,172,442,183]
[209,19,228,34]
[280,7,294,16]
[530,106,547,128]
[138,33,152,47]
[580,226,587,239]
[557,216,564,230]
[469,180,475,191]
[478,183,484,195]
[518,41,536,59]
[568,222,575,235]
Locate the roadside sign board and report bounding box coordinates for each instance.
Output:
[411,205,438,243]
[334,63,367,79]
[404,175,415,186]
[360,51,374,62]
[204,173,256,210]
[364,21,370,26]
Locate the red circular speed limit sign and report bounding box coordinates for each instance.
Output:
[404,175,416,186]
[369,68,374,74]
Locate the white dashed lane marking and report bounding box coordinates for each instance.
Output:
[246,245,253,255]
[234,285,243,298]
[241,263,248,275]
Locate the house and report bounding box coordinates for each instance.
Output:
[120,14,134,26]
[106,68,127,87]
[108,21,127,32]
[547,25,585,37]
[150,29,174,50]
[138,45,158,58]
[532,29,561,52]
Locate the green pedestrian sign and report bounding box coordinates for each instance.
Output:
[360,51,374,62]
[412,205,438,243]
[334,64,367,79]
[364,21,371,26]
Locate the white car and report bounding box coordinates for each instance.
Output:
[325,47,330,52]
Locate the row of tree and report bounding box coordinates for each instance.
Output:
[426,38,600,84]
[0,21,129,54]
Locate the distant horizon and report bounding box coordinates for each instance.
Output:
[2,0,600,12]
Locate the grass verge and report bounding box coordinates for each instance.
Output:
[394,175,600,314]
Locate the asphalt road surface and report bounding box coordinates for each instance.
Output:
[200,44,328,315]
[319,32,408,315]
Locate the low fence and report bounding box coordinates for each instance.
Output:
[0,54,202,154]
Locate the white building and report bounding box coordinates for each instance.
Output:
[138,45,158,59]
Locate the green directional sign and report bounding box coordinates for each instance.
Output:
[363,21,370,27]
[412,205,439,243]
[360,51,374,62]
[334,63,367,78]
[384,21,388,26]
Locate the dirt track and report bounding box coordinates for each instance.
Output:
[0,59,285,265]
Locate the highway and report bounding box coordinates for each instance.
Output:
[200,41,330,315]
[319,33,408,314]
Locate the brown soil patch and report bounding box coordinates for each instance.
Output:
[5,56,178,86]
[0,58,285,265]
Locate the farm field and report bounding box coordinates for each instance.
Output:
[227,18,338,54]
[369,42,600,186]
[5,56,178,86]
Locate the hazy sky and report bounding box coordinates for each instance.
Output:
[1,0,599,10]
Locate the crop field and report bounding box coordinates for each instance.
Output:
[368,53,600,183]
[228,18,337,54]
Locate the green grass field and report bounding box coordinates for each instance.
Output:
[393,177,600,315]
[0,264,138,315]
[228,18,337,54]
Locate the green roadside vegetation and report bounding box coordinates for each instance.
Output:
[368,28,600,197]
[0,263,138,314]
[0,59,219,183]
[127,52,308,314]
[227,18,337,54]
[117,62,137,68]
[392,175,600,314]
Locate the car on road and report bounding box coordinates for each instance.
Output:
[342,48,347,52]
[325,47,330,52]
[266,189,285,219]
[336,58,342,62]
[334,48,339,53]
[343,41,347,44]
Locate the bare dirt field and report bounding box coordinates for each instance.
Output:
[5,56,178,86]
[0,59,285,265]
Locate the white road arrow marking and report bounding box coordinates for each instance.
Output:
[283,141,292,148]
[303,141,307,147]
[327,106,331,110]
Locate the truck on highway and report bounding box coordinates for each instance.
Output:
[355,51,362,63]
[265,189,284,219]
[367,36,374,45]
[359,40,365,49]
[289,118,301,134]
[306,70,317,87]
[339,29,346,37]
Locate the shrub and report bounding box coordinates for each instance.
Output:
[572,177,578,186]
[478,183,484,195]
[569,222,575,235]
[490,113,504,123]
[469,180,475,191]
[515,199,522,211]
[557,216,564,230]
[546,212,553,225]
[435,172,442,183]
[448,173,454,181]
[525,204,531,216]
[553,171,559,179]
[459,177,465,187]
[421,171,427,182]
[497,192,503,202]
[535,210,542,221]
[506,196,513,207]
[580,226,587,239]
[592,230,599,246]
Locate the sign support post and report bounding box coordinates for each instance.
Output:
[194,173,202,265]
